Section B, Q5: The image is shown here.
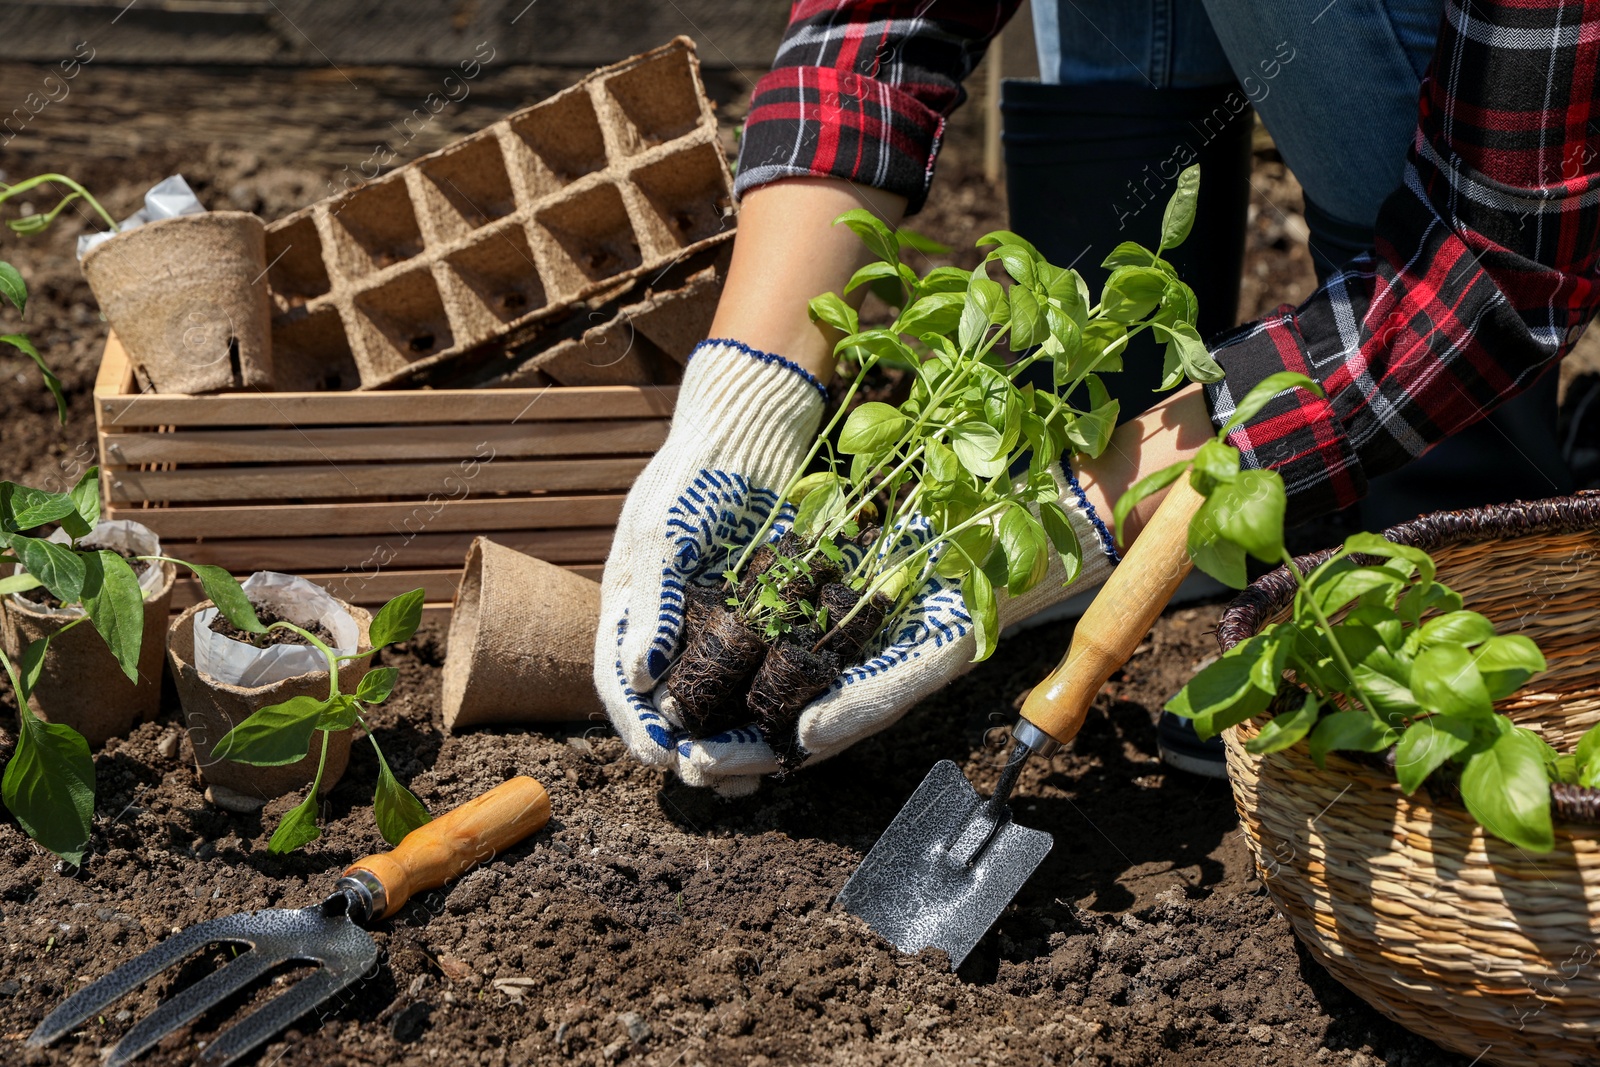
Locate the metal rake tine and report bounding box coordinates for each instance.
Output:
[198,966,353,1067]
[105,949,277,1067]
[27,913,261,1047]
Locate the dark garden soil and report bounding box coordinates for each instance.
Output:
[206,606,335,651]
[0,62,1530,1067]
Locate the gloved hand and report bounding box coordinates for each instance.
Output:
[671,471,1120,791]
[595,339,826,792]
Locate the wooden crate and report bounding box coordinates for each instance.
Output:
[95,334,673,617]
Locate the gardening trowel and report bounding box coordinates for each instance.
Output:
[27,776,551,1066]
[839,478,1205,967]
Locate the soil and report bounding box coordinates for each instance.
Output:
[0,59,1566,1067]
[206,606,335,650]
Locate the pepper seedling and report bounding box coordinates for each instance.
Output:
[1117,372,1573,851]
[0,466,145,864]
[0,173,117,422]
[169,566,432,854]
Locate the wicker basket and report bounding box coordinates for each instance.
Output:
[1217,493,1600,1067]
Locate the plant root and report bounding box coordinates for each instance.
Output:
[747,625,840,773]
[816,583,890,659]
[665,603,769,738]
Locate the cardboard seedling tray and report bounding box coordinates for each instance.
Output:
[263,37,733,391]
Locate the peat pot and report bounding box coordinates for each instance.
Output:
[167,598,372,803]
[1219,493,1600,1067]
[1,522,175,747]
[81,211,274,393]
[442,537,604,732]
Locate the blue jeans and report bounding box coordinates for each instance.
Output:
[1033,0,1443,256]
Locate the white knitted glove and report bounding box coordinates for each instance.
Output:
[676,469,1119,789]
[595,339,826,794]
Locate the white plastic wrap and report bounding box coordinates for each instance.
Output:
[192,572,358,690]
[76,175,205,259]
[12,519,164,616]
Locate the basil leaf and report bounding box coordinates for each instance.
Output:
[1307,710,1396,768]
[997,505,1050,596]
[1410,643,1493,719]
[963,564,999,662]
[807,292,859,336]
[1159,164,1200,251]
[2,482,77,533]
[1393,715,1474,794]
[1218,372,1323,438]
[1459,725,1554,852]
[1245,691,1321,755]
[839,402,907,455]
[1038,501,1084,584]
[1472,634,1547,701]
[66,467,101,539]
[1112,459,1188,546]
[1417,610,1497,649]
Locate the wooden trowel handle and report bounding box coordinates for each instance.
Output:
[342,776,550,919]
[1019,476,1204,746]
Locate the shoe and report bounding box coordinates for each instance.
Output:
[1157,711,1228,779]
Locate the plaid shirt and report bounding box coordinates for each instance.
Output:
[736,0,1600,523]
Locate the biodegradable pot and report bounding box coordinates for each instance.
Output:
[81,211,274,394]
[442,537,603,731]
[167,600,372,801]
[1,559,176,747]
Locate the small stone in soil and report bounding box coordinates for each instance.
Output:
[208,603,333,648]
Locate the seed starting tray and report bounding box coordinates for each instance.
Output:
[263,37,733,391]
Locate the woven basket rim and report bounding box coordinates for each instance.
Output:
[1215,490,1600,824]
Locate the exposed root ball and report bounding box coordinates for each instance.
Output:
[737,532,805,601]
[665,604,768,738]
[817,583,889,659]
[747,626,840,773]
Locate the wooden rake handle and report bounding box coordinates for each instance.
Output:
[342,776,550,919]
[1019,476,1205,745]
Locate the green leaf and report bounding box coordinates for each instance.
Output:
[1341,532,1436,586]
[0,260,25,315]
[933,526,990,580]
[2,334,65,423]
[895,226,950,255]
[268,791,323,854]
[1245,691,1320,755]
[985,244,1038,289]
[1153,321,1223,384]
[356,666,399,705]
[1100,266,1167,323]
[787,471,844,505]
[1312,562,1405,615]
[1189,439,1240,491]
[1576,722,1600,788]
[1112,460,1188,546]
[1008,286,1045,350]
[1193,469,1285,566]
[1394,715,1474,794]
[976,229,1041,257]
[808,292,859,336]
[839,402,907,455]
[1159,164,1201,251]
[895,292,965,337]
[369,588,425,648]
[959,275,1007,349]
[843,260,906,297]
[925,440,962,484]
[1064,392,1118,458]
[181,563,265,633]
[213,695,329,766]
[949,422,1007,478]
[1473,634,1546,701]
[963,564,999,662]
[59,470,98,541]
[1308,710,1396,768]
[1418,611,1497,649]
[792,477,847,540]
[1100,241,1156,271]
[9,535,85,604]
[20,637,49,699]
[81,550,145,683]
[316,693,363,731]
[1219,372,1323,438]
[833,208,899,266]
[1,482,77,532]
[997,505,1050,595]
[0,571,43,597]
[1410,643,1493,719]
[1397,581,1463,625]
[1459,725,1554,851]
[2,709,94,864]
[372,746,432,846]
[1167,636,1276,739]
[1038,501,1084,584]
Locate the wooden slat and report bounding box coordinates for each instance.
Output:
[105,494,624,539]
[157,528,616,571]
[96,334,677,428]
[106,457,648,504]
[101,420,669,465]
[170,563,603,611]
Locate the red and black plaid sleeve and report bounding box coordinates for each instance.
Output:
[1206,0,1600,524]
[734,0,1020,214]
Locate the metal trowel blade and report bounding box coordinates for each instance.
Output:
[837,759,1053,969]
